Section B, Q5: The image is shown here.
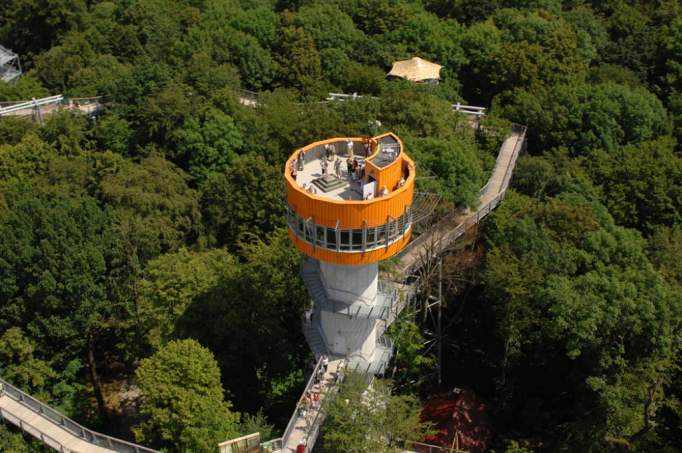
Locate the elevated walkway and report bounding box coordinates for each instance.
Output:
[398,124,527,274]
[0,95,104,122]
[0,379,157,453]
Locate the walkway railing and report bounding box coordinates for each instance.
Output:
[261,357,341,453]
[0,406,73,453]
[0,95,105,122]
[398,123,527,274]
[0,95,64,115]
[0,378,158,453]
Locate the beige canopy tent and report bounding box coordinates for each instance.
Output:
[387,57,442,82]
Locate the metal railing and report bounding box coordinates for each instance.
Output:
[0,95,105,120]
[261,356,343,453]
[402,439,465,453]
[0,95,63,115]
[452,103,486,116]
[0,378,158,453]
[0,406,73,452]
[398,124,527,274]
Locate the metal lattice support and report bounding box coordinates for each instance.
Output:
[0,45,22,83]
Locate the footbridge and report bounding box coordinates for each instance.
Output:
[0,378,158,453]
[398,123,527,274]
[0,95,104,123]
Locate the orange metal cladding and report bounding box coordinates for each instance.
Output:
[284,133,415,265]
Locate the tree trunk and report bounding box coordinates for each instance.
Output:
[87,334,108,423]
[629,379,661,443]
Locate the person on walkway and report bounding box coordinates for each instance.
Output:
[290,161,297,181]
[346,157,353,179]
[321,157,328,176]
[297,440,306,453]
[363,139,370,157]
[334,158,342,177]
[322,355,329,372]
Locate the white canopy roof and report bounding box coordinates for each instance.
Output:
[387,57,442,82]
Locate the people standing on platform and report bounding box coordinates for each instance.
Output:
[346,139,354,157]
[334,158,342,177]
[363,139,370,157]
[346,156,353,178]
[322,355,329,372]
[321,158,328,176]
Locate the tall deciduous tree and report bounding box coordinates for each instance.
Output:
[97,154,201,264]
[323,373,432,453]
[136,248,236,350]
[134,339,240,452]
[200,153,285,249]
[0,191,121,421]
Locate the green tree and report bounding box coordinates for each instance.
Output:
[0,192,122,421]
[0,327,57,400]
[323,373,432,453]
[97,154,201,263]
[585,138,682,232]
[134,339,240,452]
[171,108,244,181]
[136,248,236,350]
[200,154,285,249]
[0,0,86,59]
[176,230,308,415]
[481,192,682,449]
[275,26,323,95]
[387,317,435,392]
[406,136,484,207]
[294,3,364,55]
[496,82,669,154]
[0,74,50,102]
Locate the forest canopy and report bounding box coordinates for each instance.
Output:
[2,1,682,452]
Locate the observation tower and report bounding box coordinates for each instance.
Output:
[284,133,415,374]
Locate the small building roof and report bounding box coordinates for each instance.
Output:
[387,57,442,82]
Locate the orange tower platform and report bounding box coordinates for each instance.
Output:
[285,132,415,372]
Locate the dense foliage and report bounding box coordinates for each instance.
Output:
[1,0,682,452]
